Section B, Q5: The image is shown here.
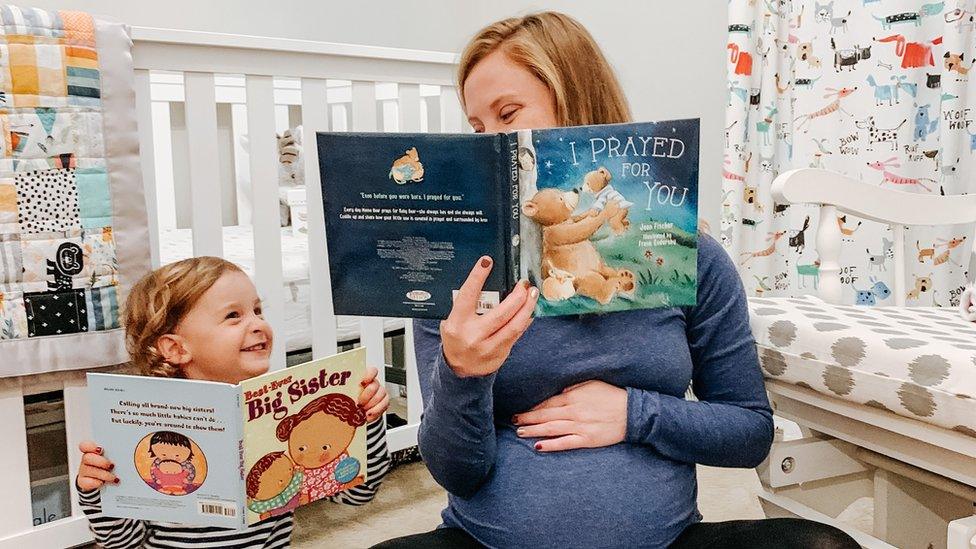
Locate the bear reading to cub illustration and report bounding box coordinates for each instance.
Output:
[522,167,636,305]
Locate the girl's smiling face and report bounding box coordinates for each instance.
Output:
[158,270,273,385]
[463,48,558,134]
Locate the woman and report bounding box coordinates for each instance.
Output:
[376,12,859,549]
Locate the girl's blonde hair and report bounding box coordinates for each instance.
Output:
[123,256,242,378]
[457,11,631,127]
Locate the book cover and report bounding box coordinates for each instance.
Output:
[519,119,699,316]
[87,348,369,527]
[317,118,699,319]
[88,374,244,528]
[240,348,367,525]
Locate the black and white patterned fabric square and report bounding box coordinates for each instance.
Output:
[14,168,81,234]
[24,288,88,337]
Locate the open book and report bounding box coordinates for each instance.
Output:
[88,348,368,528]
[317,119,700,319]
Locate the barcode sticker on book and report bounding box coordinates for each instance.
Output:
[452,290,500,314]
[198,500,237,517]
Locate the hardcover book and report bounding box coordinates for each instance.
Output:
[88,348,368,527]
[318,119,700,319]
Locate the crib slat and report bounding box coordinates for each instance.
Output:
[134,70,161,268]
[350,81,386,378]
[425,94,442,132]
[183,72,224,256]
[63,377,92,518]
[245,75,287,371]
[0,385,33,537]
[398,83,421,132]
[402,321,422,425]
[440,85,463,133]
[300,77,339,358]
[150,101,177,233]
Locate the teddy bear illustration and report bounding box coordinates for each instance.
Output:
[388,147,424,184]
[522,188,635,305]
[578,166,632,235]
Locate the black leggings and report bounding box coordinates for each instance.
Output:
[370,518,860,549]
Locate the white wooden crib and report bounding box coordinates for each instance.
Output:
[753,169,976,549]
[0,26,466,548]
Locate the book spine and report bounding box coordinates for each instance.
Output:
[503,133,520,290]
[236,390,247,528]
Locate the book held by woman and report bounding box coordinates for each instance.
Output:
[318,118,700,319]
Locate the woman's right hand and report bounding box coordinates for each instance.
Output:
[441,256,538,378]
[77,441,119,491]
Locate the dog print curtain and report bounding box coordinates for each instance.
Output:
[723,0,975,307]
[0,6,150,376]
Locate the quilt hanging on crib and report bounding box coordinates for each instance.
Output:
[0,5,149,377]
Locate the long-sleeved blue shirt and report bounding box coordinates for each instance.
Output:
[414,233,773,549]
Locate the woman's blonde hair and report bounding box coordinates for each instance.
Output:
[458,11,711,235]
[457,11,631,127]
[123,256,242,378]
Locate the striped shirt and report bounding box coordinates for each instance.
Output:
[79,419,391,548]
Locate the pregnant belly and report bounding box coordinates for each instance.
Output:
[444,430,699,548]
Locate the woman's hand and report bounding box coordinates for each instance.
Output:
[76,441,119,491]
[513,380,628,452]
[441,256,538,378]
[359,366,390,422]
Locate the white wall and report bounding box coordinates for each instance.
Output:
[32,0,727,231]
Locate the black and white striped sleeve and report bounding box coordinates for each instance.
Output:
[327,418,391,506]
[77,487,148,549]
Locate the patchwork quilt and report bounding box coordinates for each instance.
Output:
[0,5,149,376]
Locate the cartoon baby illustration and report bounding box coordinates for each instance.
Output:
[246,451,304,520]
[579,167,632,235]
[275,393,366,502]
[147,431,198,495]
[388,147,424,184]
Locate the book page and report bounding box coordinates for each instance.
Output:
[88,373,244,528]
[519,119,700,316]
[239,348,368,525]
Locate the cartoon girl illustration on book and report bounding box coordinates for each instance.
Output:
[246,451,304,520]
[275,393,366,502]
[137,431,206,496]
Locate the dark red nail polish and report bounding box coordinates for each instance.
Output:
[534,442,542,451]
[113,478,120,484]
[96,447,103,454]
[511,415,519,425]
[480,257,491,268]
[109,463,115,471]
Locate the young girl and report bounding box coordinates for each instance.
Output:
[76,257,391,548]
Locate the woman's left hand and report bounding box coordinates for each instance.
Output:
[359,366,390,423]
[513,380,627,452]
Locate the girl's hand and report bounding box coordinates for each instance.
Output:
[513,380,628,452]
[76,441,119,491]
[441,256,538,378]
[359,366,390,422]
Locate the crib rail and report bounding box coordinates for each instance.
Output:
[0,27,461,547]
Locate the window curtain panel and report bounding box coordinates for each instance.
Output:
[0,5,150,376]
[723,0,975,307]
